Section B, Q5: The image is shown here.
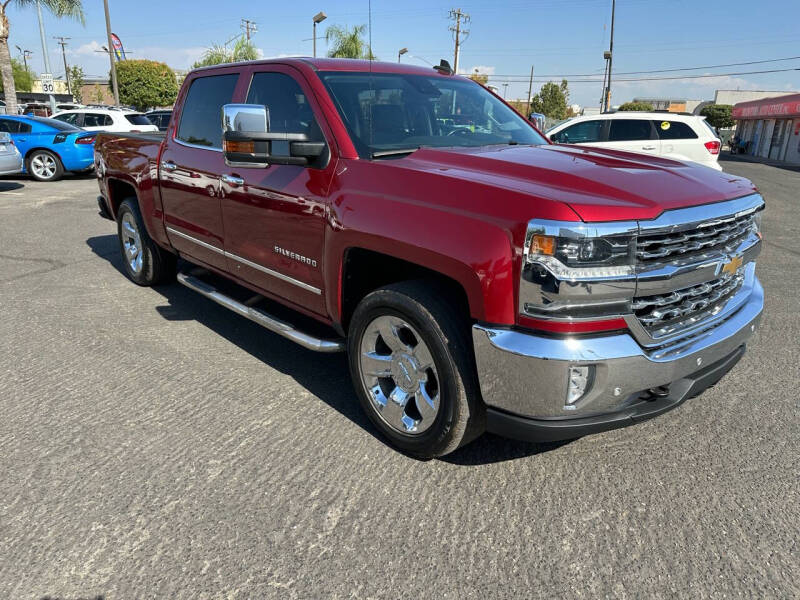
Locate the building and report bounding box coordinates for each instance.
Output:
[732,93,800,165]
[79,78,115,106]
[632,97,704,113]
[714,89,798,106]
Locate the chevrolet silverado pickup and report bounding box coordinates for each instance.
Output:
[94,58,764,458]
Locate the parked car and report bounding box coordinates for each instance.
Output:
[144,109,172,131]
[0,131,23,175]
[94,58,763,457]
[20,103,52,117]
[0,115,95,181]
[51,108,158,133]
[547,111,723,170]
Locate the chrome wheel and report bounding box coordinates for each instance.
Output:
[30,152,57,180]
[358,315,440,435]
[121,212,143,274]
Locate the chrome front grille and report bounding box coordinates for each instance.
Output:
[636,212,757,262]
[633,272,745,337]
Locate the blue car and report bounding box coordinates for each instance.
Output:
[0,115,95,182]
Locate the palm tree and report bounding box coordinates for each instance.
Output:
[325,24,375,60]
[0,0,84,114]
[192,37,258,69]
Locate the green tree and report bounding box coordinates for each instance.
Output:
[700,104,734,129]
[529,79,569,119]
[469,69,489,86]
[0,0,84,114]
[192,37,258,69]
[115,59,178,111]
[618,101,655,111]
[325,24,375,60]
[0,58,33,92]
[68,64,84,103]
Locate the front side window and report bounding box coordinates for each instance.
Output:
[552,120,604,143]
[177,74,239,148]
[319,71,547,157]
[608,119,654,142]
[0,119,21,133]
[54,112,81,126]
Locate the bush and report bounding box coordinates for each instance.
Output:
[114,60,178,111]
[618,101,654,112]
[700,104,734,129]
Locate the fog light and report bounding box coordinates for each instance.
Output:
[566,365,593,407]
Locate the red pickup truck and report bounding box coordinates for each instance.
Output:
[95,58,764,458]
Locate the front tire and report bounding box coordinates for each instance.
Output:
[116,198,176,286]
[348,281,485,458]
[27,150,64,182]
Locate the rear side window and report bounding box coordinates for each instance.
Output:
[654,120,698,140]
[125,114,152,125]
[84,113,113,127]
[608,119,654,141]
[177,74,239,148]
[551,120,604,143]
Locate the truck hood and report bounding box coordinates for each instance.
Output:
[400,144,757,222]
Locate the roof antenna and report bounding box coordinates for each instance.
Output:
[434,59,454,75]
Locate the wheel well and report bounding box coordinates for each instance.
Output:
[341,248,471,333]
[24,147,62,163]
[106,178,138,219]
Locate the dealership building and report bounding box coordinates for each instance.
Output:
[732,93,800,165]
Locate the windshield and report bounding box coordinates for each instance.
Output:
[30,116,82,132]
[319,71,547,158]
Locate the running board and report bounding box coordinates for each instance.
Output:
[176,272,345,353]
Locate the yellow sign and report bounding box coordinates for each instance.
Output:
[661,121,670,130]
[721,255,743,276]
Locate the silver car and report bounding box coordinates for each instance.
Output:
[0,132,22,176]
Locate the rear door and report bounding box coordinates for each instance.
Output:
[220,65,336,316]
[653,119,703,163]
[159,71,241,271]
[601,118,660,156]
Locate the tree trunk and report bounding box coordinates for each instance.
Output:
[0,8,16,115]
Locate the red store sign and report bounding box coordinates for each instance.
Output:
[733,94,800,120]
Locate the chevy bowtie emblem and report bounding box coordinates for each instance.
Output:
[721,255,743,276]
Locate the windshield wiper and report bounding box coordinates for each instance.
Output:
[371,147,421,159]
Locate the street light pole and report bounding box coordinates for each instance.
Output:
[312,12,327,58]
[36,0,51,73]
[103,0,119,105]
[398,47,408,63]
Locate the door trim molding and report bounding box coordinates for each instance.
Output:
[166,226,322,295]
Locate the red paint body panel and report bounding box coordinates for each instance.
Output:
[95,58,759,330]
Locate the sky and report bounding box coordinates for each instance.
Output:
[8,0,800,107]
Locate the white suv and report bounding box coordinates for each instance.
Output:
[546,112,722,170]
[51,108,159,133]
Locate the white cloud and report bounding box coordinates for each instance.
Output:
[461,64,495,76]
[71,40,104,56]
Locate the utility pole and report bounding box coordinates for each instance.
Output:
[241,18,257,41]
[36,0,51,73]
[54,36,71,94]
[604,0,616,112]
[526,65,534,117]
[103,0,120,106]
[448,8,470,75]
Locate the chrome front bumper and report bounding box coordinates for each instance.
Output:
[472,276,763,439]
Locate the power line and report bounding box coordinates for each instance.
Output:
[483,55,800,79]
[486,67,800,84]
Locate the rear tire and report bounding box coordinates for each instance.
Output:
[116,198,177,286]
[348,281,485,458]
[27,150,64,182]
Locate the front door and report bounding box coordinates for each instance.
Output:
[220,66,336,316]
[160,71,240,271]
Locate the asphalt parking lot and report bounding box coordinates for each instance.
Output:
[1,157,798,599]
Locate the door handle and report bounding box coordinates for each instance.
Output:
[641,145,657,151]
[161,160,177,171]
[220,174,244,187]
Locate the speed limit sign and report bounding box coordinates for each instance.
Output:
[40,73,54,93]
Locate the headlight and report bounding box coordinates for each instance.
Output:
[524,220,637,280]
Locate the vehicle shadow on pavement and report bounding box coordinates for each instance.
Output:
[87,234,567,465]
[0,180,24,191]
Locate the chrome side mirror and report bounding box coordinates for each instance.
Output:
[221,103,327,168]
